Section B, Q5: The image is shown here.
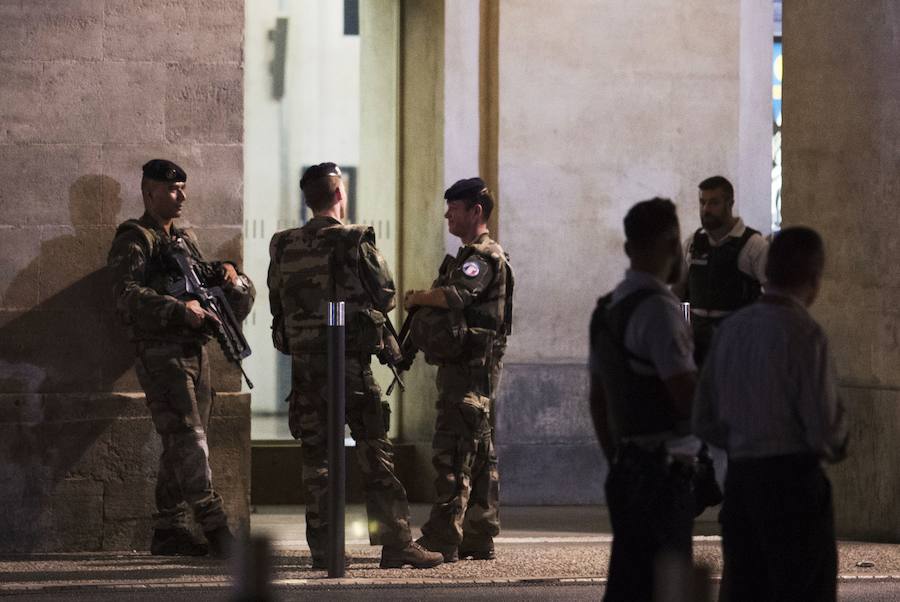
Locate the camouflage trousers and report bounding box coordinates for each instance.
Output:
[421,363,501,548]
[288,353,412,555]
[135,341,228,532]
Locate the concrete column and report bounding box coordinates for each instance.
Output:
[396,0,447,501]
[785,1,900,541]
[0,1,248,551]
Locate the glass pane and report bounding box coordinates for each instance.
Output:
[243,0,400,441]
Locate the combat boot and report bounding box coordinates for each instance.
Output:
[150,528,209,556]
[379,541,444,569]
[204,525,236,559]
[458,537,496,560]
[413,535,458,563]
[311,553,353,570]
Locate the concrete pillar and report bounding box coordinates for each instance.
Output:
[785,1,900,541]
[0,1,248,551]
[396,0,447,501]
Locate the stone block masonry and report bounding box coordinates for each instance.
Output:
[0,1,247,551]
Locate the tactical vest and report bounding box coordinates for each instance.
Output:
[410,237,514,366]
[115,219,209,297]
[589,289,677,443]
[112,219,211,342]
[272,221,385,354]
[686,227,761,312]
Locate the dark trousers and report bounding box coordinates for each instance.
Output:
[692,315,720,368]
[720,455,837,602]
[604,446,695,602]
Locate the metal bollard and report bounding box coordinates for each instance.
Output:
[326,301,346,578]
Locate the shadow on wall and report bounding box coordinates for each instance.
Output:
[0,174,146,552]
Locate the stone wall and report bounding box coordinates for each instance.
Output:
[495,0,772,503]
[0,1,248,551]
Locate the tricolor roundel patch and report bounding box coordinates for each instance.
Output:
[462,261,481,278]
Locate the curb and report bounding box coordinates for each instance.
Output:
[3,574,900,595]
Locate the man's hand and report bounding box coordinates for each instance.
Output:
[403,289,423,310]
[184,300,207,328]
[184,299,220,329]
[404,288,450,310]
[223,263,240,286]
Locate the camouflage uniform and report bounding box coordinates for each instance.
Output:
[268,216,413,556]
[411,232,514,551]
[108,212,251,532]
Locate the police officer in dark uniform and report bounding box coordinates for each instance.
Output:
[402,177,514,563]
[673,176,768,365]
[107,159,254,558]
[590,198,699,602]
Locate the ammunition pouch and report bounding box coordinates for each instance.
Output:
[349,308,386,355]
[271,315,290,354]
[409,307,469,364]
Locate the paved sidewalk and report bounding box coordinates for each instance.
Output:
[1,505,898,596]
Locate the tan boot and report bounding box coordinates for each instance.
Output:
[414,534,459,563]
[379,541,444,569]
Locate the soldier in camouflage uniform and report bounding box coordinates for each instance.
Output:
[403,177,514,563]
[107,159,254,558]
[267,162,443,570]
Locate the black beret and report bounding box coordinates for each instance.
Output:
[142,159,187,183]
[300,162,342,189]
[444,177,487,201]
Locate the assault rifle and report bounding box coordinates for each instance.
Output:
[168,238,255,389]
[385,308,419,396]
[380,313,406,396]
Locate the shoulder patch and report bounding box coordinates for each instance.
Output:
[462,261,481,278]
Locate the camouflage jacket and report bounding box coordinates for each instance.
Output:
[107,212,232,344]
[411,232,514,366]
[267,216,396,355]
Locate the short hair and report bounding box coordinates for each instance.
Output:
[300,162,343,212]
[466,188,494,221]
[623,197,679,251]
[698,175,734,200]
[765,227,825,289]
[444,177,494,221]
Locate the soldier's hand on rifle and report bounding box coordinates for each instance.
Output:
[377,333,403,366]
[222,263,240,286]
[184,300,207,328]
[404,288,449,310]
[184,299,220,328]
[394,351,415,373]
[403,289,422,309]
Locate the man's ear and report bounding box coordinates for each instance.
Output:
[334,185,345,202]
[472,203,484,221]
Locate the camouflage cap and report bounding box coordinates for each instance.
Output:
[300,162,342,190]
[142,159,187,183]
[444,177,487,202]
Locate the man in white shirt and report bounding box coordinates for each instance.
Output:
[589,198,699,602]
[694,226,848,602]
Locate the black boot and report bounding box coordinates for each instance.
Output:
[458,537,495,560]
[150,528,209,556]
[204,526,237,559]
